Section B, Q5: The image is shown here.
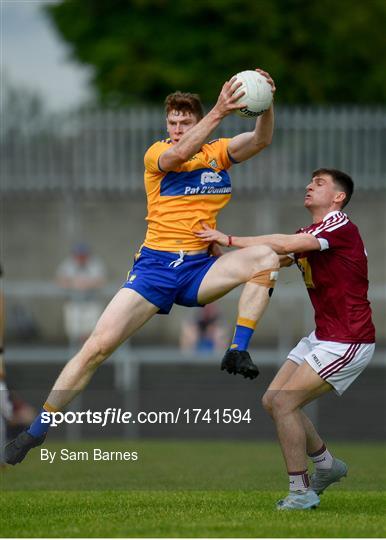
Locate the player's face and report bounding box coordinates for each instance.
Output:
[304,174,343,210]
[166,110,198,144]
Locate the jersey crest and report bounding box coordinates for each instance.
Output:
[297,257,315,289]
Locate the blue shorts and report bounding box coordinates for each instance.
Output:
[122,246,218,314]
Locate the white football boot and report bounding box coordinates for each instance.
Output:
[310,458,348,495]
[276,489,320,510]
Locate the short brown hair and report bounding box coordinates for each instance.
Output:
[164,91,204,121]
[312,168,354,208]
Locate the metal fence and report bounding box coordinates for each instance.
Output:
[1,106,385,193]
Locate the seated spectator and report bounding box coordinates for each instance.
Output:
[56,243,107,343]
[180,303,229,353]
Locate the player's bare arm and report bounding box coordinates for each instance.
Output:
[159,78,247,172]
[196,224,320,254]
[227,69,275,163]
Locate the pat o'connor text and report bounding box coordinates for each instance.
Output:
[40,448,139,463]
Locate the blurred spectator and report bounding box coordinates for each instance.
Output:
[1,265,37,462]
[56,243,107,343]
[0,264,13,465]
[56,242,106,291]
[6,394,36,441]
[6,303,40,341]
[180,303,229,353]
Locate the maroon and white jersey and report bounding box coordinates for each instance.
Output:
[295,210,375,343]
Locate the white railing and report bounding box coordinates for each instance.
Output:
[1,106,385,192]
[4,280,386,346]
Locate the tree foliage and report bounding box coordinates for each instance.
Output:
[45,0,386,105]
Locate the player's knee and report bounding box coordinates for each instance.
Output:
[82,332,115,369]
[261,391,274,416]
[260,246,280,271]
[270,392,290,417]
[247,245,279,274]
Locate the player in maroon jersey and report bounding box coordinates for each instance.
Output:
[196,168,375,510]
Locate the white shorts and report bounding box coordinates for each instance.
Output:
[288,331,375,395]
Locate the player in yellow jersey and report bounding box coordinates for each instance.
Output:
[5,69,280,465]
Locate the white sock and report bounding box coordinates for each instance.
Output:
[288,470,310,492]
[309,443,334,470]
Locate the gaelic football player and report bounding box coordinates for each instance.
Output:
[197,168,376,510]
[6,69,280,465]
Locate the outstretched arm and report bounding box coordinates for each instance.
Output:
[196,224,321,255]
[227,68,275,163]
[159,78,247,172]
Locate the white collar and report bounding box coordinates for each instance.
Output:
[323,210,346,221]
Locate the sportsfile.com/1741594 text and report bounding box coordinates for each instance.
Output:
[42,408,252,427]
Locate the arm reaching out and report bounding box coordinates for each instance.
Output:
[196,224,321,254]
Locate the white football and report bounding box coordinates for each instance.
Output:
[233,70,273,118]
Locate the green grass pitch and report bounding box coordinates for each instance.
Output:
[1,440,385,537]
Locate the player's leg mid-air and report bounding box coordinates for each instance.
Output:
[219,275,277,379]
[5,287,160,465]
[198,247,279,380]
[5,244,279,465]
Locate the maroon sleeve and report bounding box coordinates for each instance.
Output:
[314,221,353,250]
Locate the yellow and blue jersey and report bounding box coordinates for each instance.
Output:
[143,138,234,251]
